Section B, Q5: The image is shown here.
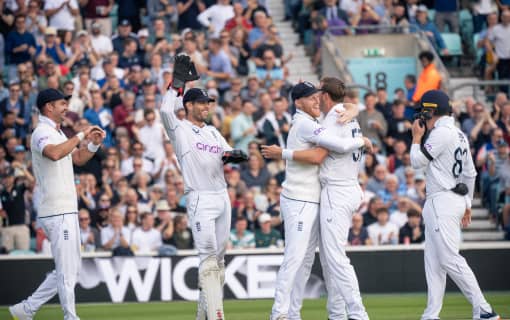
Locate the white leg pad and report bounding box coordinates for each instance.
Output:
[199,256,224,320]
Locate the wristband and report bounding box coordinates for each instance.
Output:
[282,149,294,161]
[76,132,85,141]
[87,142,100,153]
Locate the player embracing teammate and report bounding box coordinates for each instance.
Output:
[263,78,372,320]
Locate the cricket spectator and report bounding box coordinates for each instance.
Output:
[228,216,255,249]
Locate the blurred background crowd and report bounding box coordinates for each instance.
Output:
[0,0,509,255]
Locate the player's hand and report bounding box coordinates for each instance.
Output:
[261,145,283,160]
[362,137,373,154]
[412,119,426,139]
[336,103,359,124]
[171,54,200,90]
[461,208,472,228]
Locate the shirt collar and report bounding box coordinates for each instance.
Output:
[434,115,454,128]
[295,109,319,123]
[38,115,58,129]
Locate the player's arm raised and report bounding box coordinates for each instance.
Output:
[410,121,449,169]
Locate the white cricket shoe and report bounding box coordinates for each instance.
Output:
[9,302,33,320]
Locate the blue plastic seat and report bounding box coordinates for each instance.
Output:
[441,33,463,56]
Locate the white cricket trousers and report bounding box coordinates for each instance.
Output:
[272,195,346,320]
[421,192,493,320]
[186,190,231,269]
[24,213,81,320]
[320,185,369,320]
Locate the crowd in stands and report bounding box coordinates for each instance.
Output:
[0,0,509,255]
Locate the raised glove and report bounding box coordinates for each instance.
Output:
[171,54,200,90]
[222,149,248,164]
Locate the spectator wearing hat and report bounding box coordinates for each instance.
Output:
[11,145,34,178]
[176,0,204,31]
[25,0,48,42]
[412,51,443,103]
[118,38,142,70]
[5,15,36,80]
[398,208,425,244]
[81,0,114,36]
[117,0,144,32]
[44,0,79,32]
[255,212,282,248]
[112,19,138,54]
[0,167,32,252]
[228,216,255,249]
[412,6,448,55]
[348,213,371,246]
[35,27,67,64]
[90,21,113,58]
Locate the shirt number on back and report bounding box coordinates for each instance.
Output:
[452,147,467,178]
[352,128,362,162]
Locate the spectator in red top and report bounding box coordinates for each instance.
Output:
[113,91,136,137]
[224,2,252,32]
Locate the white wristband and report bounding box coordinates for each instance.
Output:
[76,132,85,141]
[87,142,100,153]
[282,149,294,161]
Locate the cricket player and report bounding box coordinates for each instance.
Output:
[262,81,371,320]
[159,55,247,320]
[9,88,105,320]
[263,79,371,320]
[410,90,500,320]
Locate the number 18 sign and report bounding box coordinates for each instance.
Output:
[346,57,417,101]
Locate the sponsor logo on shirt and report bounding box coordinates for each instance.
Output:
[196,142,223,154]
[425,143,433,152]
[313,127,325,136]
[37,136,49,149]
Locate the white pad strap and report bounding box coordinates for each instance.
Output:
[199,256,224,320]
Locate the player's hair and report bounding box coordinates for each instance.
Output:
[407,208,421,218]
[376,207,389,215]
[363,91,376,100]
[405,74,416,84]
[144,109,155,118]
[376,87,386,92]
[140,211,152,221]
[392,99,405,107]
[418,51,434,62]
[321,77,345,102]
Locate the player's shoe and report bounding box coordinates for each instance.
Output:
[9,302,33,320]
[479,311,500,320]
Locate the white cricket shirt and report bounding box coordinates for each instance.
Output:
[319,104,365,187]
[282,109,364,203]
[131,227,162,252]
[410,116,477,206]
[31,116,78,217]
[159,90,232,193]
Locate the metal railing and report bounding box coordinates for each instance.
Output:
[449,80,510,100]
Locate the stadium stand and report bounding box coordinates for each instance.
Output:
[0,0,509,260]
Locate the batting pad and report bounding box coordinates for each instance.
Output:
[199,256,225,320]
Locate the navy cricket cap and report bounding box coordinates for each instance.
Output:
[183,88,215,105]
[36,88,71,111]
[420,90,451,115]
[291,81,320,101]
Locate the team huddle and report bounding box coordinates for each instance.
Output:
[9,55,500,320]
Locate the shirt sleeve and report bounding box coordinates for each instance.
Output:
[299,119,365,153]
[197,7,212,27]
[159,89,182,142]
[31,127,55,155]
[216,128,233,152]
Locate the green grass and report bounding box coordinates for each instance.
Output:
[1,292,509,319]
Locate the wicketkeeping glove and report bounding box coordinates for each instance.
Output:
[222,149,248,164]
[170,54,200,91]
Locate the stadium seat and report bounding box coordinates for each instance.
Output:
[473,33,484,64]
[110,4,118,30]
[459,9,474,49]
[441,33,463,56]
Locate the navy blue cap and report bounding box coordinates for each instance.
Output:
[36,88,71,111]
[291,81,319,101]
[183,88,215,105]
[420,90,451,115]
[119,19,130,27]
